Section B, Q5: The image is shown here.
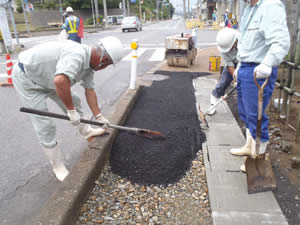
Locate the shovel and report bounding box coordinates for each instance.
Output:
[245,73,276,194]
[20,107,165,140]
[199,86,237,128]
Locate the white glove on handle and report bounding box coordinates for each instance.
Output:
[67,109,81,126]
[95,113,110,129]
[233,62,240,81]
[254,64,272,79]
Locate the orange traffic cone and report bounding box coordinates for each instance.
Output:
[0,54,14,87]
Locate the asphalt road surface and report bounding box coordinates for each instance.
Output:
[0,19,217,225]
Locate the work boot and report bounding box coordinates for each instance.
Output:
[230,129,252,156]
[207,94,219,115]
[240,163,246,173]
[78,124,106,140]
[239,141,268,173]
[43,145,69,182]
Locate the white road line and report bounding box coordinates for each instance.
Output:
[0,74,7,78]
[149,48,165,61]
[122,48,147,61]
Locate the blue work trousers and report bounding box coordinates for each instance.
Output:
[212,67,233,98]
[237,63,277,142]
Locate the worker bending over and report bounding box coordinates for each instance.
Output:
[62,7,81,43]
[209,27,239,115]
[230,0,290,172]
[12,37,124,181]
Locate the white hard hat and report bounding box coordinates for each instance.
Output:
[216,27,239,53]
[66,7,73,13]
[226,9,229,12]
[97,36,125,64]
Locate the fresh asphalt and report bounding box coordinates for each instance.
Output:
[0,20,218,225]
[110,71,208,186]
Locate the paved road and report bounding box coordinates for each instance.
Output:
[0,19,217,225]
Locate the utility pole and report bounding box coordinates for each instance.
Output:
[187,0,190,19]
[139,0,142,20]
[156,0,159,21]
[21,0,30,35]
[127,0,130,16]
[8,5,20,47]
[91,0,96,25]
[94,0,100,25]
[103,0,108,27]
[183,0,186,19]
[122,0,126,16]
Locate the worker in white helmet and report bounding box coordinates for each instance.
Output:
[208,27,239,115]
[12,37,124,181]
[62,7,81,43]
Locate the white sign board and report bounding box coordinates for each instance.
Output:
[0,7,13,48]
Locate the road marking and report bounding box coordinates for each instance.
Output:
[149,48,165,61]
[0,74,7,78]
[122,48,146,61]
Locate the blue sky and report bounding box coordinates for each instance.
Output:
[170,0,199,13]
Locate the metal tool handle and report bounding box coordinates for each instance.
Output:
[254,73,269,155]
[20,107,106,127]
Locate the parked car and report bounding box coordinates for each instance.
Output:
[121,16,142,32]
[104,15,124,25]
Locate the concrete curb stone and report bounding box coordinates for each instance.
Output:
[28,83,143,225]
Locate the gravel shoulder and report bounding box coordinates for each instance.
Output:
[76,152,211,225]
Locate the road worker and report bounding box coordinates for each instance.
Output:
[208,27,239,115]
[230,0,290,172]
[12,37,124,181]
[62,7,81,43]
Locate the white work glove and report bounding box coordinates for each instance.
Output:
[78,124,106,141]
[67,109,81,126]
[233,62,240,82]
[95,113,110,129]
[254,64,272,79]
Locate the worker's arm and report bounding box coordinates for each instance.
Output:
[227,66,235,77]
[85,88,101,117]
[54,74,74,110]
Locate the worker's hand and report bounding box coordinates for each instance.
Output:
[233,62,240,82]
[67,109,81,126]
[254,64,272,79]
[95,113,110,129]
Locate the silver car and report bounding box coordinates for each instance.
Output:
[121,16,142,32]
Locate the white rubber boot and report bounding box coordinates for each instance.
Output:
[239,141,268,173]
[207,94,219,115]
[43,145,69,182]
[240,162,246,173]
[78,124,106,140]
[251,139,268,158]
[230,129,252,156]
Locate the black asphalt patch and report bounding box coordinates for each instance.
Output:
[110,71,208,186]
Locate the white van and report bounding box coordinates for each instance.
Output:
[104,15,124,25]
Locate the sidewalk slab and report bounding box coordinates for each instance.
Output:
[193,75,288,225]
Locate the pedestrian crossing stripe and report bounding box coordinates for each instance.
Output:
[149,48,165,61]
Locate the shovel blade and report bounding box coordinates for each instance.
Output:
[245,157,277,194]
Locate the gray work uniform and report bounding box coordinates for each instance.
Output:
[212,47,238,98]
[12,40,95,148]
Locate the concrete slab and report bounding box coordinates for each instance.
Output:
[212,210,288,225]
[205,146,244,172]
[205,122,245,146]
[196,74,288,225]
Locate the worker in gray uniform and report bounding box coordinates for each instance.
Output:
[208,27,239,115]
[12,37,124,181]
